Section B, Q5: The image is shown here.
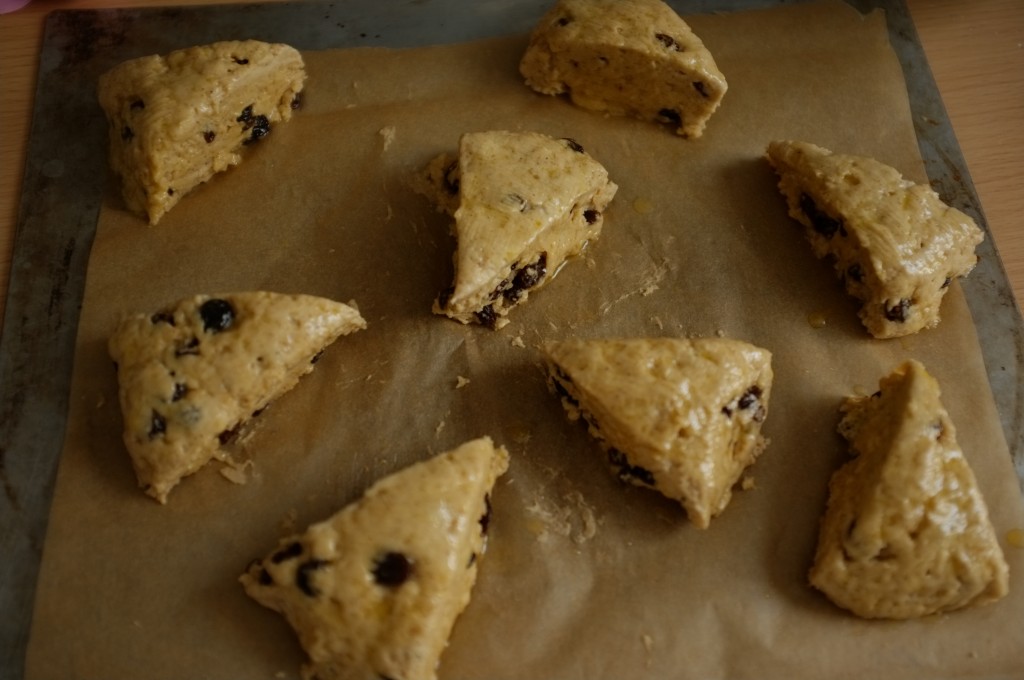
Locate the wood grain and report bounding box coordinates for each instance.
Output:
[1,0,1022,326]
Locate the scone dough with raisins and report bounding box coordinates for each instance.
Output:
[542,337,772,528]
[419,130,617,329]
[240,437,510,680]
[108,292,366,503]
[98,40,305,225]
[766,140,984,338]
[810,360,1008,618]
[520,0,728,138]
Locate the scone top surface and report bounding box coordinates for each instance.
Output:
[766,140,983,338]
[520,0,728,138]
[432,130,617,329]
[97,40,306,224]
[543,337,773,528]
[108,292,366,503]
[240,437,510,680]
[810,360,1008,619]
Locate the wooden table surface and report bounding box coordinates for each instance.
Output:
[1,0,1022,331]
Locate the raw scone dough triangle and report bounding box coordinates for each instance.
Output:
[766,140,983,338]
[520,0,728,138]
[420,130,617,330]
[98,40,306,224]
[810,360,1009,619]
[108,292,366,503]
[542,337,773,528]
[240,437,510,680]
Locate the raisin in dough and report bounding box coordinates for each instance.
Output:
[810,361,1009,619]
[419,130,617,330]
[519,0,728,139]
[108,292,365,503]
[240,437,510,680]
[97,40,305,225]
[542,337,772,528]
[766,140,984,339]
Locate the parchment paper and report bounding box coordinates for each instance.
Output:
[25,3,1024,679]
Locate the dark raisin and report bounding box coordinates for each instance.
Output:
[584,209,599,225]
[121,126,134,141]
[505,252,547,304]
[148,410,167,439]
[738,386,762,410]
[443,160,460,195]
[175,337,200,357]
[199,298,235,333]
[271,542,304,564]
[723,386,766,422]
[941,276,952,289]
[310,349,324,365]
[237,104,254,126]
[130,99,145,110]
[171,383,188,401]
[657,108,681,126]
[232,56,250,65]
[562,137,585,153]
[291,94,302,110]
[884,298,912,323]
[203,130,216,143]
[475,305,498,329]
[437,285,455,309]
[846,264,864,283]
[372,551,413,587]
[798,193,843,239]
[556,16,572,26]
[296,559,328,597]
[218,424,241,446]
[490,276,512,302]
[258,568,273,585]
[479,494,493,535]
[608,448,655,487]
[692,81,709,98]
[552,376,579,408]
[655,33,682,51]
[244,115,271,144]
[151,311,175,326]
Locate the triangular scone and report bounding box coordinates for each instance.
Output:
[766,140,984,338]
[810,361,1009,619]
[98,40,306,224]
[519,0,728,138]
[420,130,617,329]
[542,337,772,528]
[240,437,510,680]
[108,292,366,503]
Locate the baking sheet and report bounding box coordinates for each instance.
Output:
[4,1,1024,679]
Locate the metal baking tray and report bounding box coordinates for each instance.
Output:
[2,0,1022,676]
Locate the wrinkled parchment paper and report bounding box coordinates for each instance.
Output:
[25,3,1024,678]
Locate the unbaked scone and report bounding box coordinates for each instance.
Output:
[419,130,617,329]
[108,292,366,503]
[542,337,772,528]
[519,0,728,138]
[98,40,306,225]
[240,437,510,680]
[766,140,984,338]
[810,360,1009,619]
